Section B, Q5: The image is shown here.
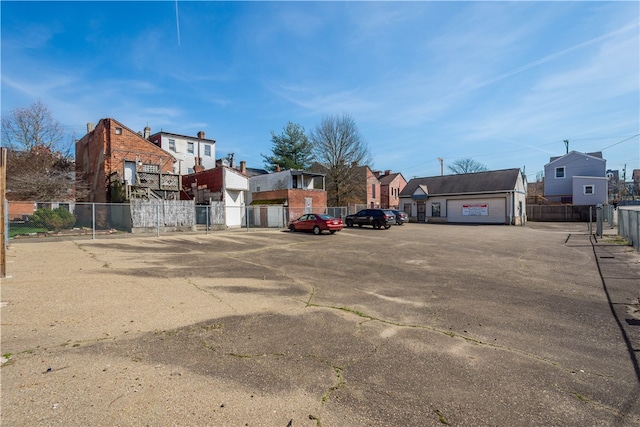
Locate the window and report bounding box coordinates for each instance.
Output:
[142,164,159,173]
[555,167,565,178]
[187,167,194,174]
[583,185,594,195]
[115,127,122,135]
[431,202,441,217]
[168,139,176,152]
[372,184,376,198]
[187,142,194,154]
[204,144,211,157]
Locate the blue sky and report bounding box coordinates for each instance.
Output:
[2,1,639,181]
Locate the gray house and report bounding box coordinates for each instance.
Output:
[398,168,527,225]
[543,151,607,205]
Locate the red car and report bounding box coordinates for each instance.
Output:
[288,213,344,235]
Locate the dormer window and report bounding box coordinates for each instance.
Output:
[555,167,565,178]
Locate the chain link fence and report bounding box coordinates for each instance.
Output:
[6,201,355,240]
[618,206,640,251]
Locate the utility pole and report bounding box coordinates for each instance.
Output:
[564,139,569,154]
[437,157,444,176]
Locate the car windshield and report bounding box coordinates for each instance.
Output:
[318,214,333,220]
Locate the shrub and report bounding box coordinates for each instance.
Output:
[31,208,76,232]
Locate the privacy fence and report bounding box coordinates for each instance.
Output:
[5,201,352,240]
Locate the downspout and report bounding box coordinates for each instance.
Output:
[508,191,513,225]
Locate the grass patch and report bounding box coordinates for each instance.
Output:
[601,235,630,245]
[433,409,450,425]
[572,392,588,403]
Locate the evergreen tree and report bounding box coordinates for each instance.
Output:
[261,122,313,172]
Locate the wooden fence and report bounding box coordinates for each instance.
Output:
[526,205,595,222]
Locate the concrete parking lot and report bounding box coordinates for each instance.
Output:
[1,222,639,426]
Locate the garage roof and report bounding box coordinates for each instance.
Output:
[400,168,522,197]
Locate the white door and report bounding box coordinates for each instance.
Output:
[124,161,136,185]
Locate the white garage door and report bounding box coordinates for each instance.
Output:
[447,198,506,224]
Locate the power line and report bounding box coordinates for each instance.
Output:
[599,133,639,151]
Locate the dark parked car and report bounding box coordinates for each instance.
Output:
[344,209,396,229]
[288,213,344,235]
[391,210,408,225]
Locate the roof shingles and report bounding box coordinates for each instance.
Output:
[400,168,521,197]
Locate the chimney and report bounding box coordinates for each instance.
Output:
[144,125,151,139]
[385,170,392,176]
[276,164,281,172]
[194,157,205,173]
[373,170,381,178]
[197,131,205,139]
[87,123,95,133]
[240,160,247,174]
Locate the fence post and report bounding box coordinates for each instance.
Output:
[206,205,210,235]
[157,201,161,237]
[92,203,96,240]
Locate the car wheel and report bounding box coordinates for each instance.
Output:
[289,224,296,232]
[373,220,381,229]
[384,224,391,229]
[313,226,321,235]
[358,223,363,227]
[346,219,353,227]
[329,230,336,234]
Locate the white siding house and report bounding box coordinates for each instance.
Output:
[148,130,216,175]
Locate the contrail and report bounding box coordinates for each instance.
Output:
[472,20,640,91]
[175,0,181,46]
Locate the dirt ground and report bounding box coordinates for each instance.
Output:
[1,222,639,426]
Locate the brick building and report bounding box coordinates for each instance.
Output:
[248,169,327,219]
[76,118,178,202]
[376,170,407,209]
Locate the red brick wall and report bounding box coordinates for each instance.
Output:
[181,168,224,199]
[365,168,380,208]
[76,121,108,202]
[76,118,175,202]
[381,174,407,209]
[251,189,327,217]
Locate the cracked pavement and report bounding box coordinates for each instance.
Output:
[1,222,639,426]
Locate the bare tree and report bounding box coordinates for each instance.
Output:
[308,114,372,206]
[2,101,86,200]
[447,158,488,174]
[1,100,68,154]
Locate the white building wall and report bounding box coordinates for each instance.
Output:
[223,167,249,228]
[447,197,506,223]
[159,135,216,175]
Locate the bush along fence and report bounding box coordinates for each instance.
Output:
[6,201,352,240]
